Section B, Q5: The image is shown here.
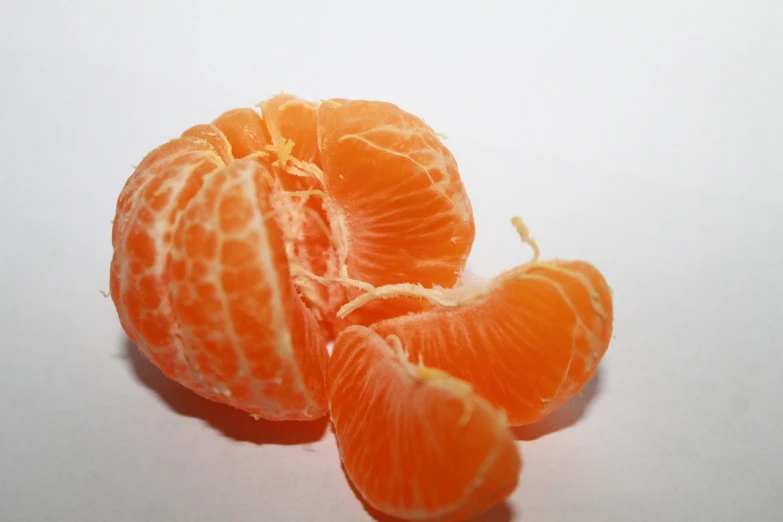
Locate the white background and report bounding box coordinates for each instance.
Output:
[1,1,782,521]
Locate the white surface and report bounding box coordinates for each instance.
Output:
[1,1,782,521]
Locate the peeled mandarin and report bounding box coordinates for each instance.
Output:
[357,258,614,425]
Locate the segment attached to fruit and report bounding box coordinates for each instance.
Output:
[110,94,479,420]
[111,141,329,420]
[317,98,476,326]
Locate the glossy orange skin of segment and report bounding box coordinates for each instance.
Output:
[111,125,328,420]
[329,326,521,521]
[369,260,614,425]
[318,99,476,326]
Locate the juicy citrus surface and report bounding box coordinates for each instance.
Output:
[111,94,476,418]
[368,260,614,425]
[111,143,328,420]
[329,326,521,521]
[111,92,615,520]
[318,99,475,326]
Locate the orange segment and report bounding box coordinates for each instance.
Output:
[368,259,614,425]
[259,94,346,338]
[167,158,328,420]
[110,92,616,519]
[110,149,225,385]
[258,93,321,166]
[213,108,271,159]
[111,123,329,420]
[329,326,521,522]
[114,135,224,246]
[317,98,475,325]
[181,123,234,164]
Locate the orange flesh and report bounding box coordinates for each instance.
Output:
[259,94,321,166]
[329,326,521,521]
[212,108,271,159]
[166,159,327,419]
[111,150,224,371]
[111,93,617,518]
[111,120,329,420]
[259,94,346,339]
[111,94,477,418]
[369,260,614,425]
[317,99,475,325]
[180,124,235,164]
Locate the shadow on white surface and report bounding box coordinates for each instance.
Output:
[512,370,603,441]
[122,336,329,445]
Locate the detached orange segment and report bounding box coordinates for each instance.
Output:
[317,98,476,326]
[111,129,329,419]
[368,260,614,425]
[329,326,521,522]
[113,131,231,247]
[181,123,234,164]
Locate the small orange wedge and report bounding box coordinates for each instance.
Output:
[329,326,521,521]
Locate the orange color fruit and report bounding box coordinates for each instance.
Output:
[257,95,345,338]
[259,93,321,166]
[317,99,475,326]
[329,326,521,521]
[110,94,476,419]
[111,91,616,519]
[111,148,329,420]
[338,221,614,426]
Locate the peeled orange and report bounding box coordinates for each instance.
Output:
[111,153,329,420]
[110,91,615,521]
[111,94,476,420]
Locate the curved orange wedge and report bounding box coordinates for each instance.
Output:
[350,259,615,425]
[329,325,521,521]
